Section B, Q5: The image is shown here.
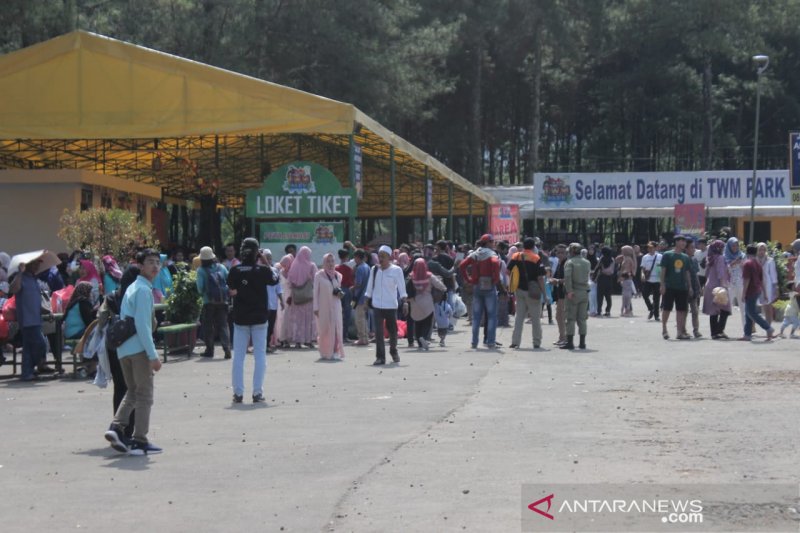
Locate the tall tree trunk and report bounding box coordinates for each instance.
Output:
[527,28,543,183]
[701,53,713,169]
[468,42,483,184]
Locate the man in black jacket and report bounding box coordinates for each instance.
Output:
[227,238,279,404]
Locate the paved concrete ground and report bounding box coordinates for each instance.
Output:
[1,297,799,532]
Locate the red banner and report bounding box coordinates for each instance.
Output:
[674,203,705,237]
[489,204,521,244]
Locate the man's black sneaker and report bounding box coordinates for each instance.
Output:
[390,353,400,363]
[104,424,129,453]
[128,441,162,456]
[372,359,385,366]
[232,394,243,404]
[252,393,265,403]
[224,351,232,360]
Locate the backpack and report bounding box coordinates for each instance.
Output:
[431,284,446,304]
[204,266,229,304]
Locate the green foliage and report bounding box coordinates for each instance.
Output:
[767,241,789,297]
[165,268,202,324]
[2,0,800,182]
[58,208,158,261]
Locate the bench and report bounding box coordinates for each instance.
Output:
[156,323,198,362]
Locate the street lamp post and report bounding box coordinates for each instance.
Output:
[748,54,769,244]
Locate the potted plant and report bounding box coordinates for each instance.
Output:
[162,267,202,354]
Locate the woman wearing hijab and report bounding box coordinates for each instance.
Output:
[276,254,294,349]
[0,251,11,283]
[408,258,447,350]
[64,281,97,340]
[102,255,123,296]
[757,242,779,324]
[151,253,173,303]
[594,247,615,317]
[618,246,637,317]
[78,259,102,305]
[702,240,732,339]
[313,253,345,360]
[724,237,745,323]
[285,246,317,348]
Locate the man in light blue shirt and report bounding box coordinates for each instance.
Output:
[104,249,163,456]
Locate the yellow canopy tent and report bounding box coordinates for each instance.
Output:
[0,31,494,232]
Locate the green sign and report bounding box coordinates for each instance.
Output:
[246,161,357,219]
[260,222,344,264]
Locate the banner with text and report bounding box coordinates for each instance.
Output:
[246,161,357,219]
[489,204,521,244]
[260,222,344,265]
[674,203,705,237]
[533,171,790,209]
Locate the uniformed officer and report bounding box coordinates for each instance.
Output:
[563,242,591,350]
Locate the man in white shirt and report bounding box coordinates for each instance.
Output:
[695,238,708,290]
[364,245,408,365]
[640,241,663,321]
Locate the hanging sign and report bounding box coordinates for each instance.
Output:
[351,142,363,200]
[246,161,357,218]
[790,132,800,204]
[674,203,705,237]
[489,204,521,244]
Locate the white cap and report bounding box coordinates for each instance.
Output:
[378,245,392,256]
[199,246,215,261]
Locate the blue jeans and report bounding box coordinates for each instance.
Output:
[232,322,268,396]
[471,289,498,346]
[21,326,47,379]
[744,295,771,337]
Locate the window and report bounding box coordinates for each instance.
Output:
[80,187,93,211]
[743,221,771,243]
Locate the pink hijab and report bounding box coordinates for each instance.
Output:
[397,253,410,270]
[411,258,431,292]
[321,253,337,277]
[279,254,294,277]
[102,255,123,280]
[287,246,316,286]
[79,259,101,283]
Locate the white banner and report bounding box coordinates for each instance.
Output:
[533,171,790,209]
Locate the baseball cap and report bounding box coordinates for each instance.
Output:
[479,234,493,244]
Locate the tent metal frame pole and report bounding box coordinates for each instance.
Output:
[468,194,473,245]
[423,167,429,243]
[390,146,397,246]
[448,182,454,242]
[348,134,356,243]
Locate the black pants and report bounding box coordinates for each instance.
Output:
[596,275,613,314]
[202,303,231,356]
[643,281,661,317]
[414,313,433,344]
[108,348,135,438]
[710,310,730,336]
[373,308,398,362]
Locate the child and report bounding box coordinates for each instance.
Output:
[433,299,453,347]
[779,286,800,338]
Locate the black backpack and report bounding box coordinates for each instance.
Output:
[204,266,229,304]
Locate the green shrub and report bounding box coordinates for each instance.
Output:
[165,268,202,324]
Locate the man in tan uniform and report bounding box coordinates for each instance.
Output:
[563,243,590,350]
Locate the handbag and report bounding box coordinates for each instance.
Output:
[291,279,313,305]
[106,316,137,350]
[712,287,729,306]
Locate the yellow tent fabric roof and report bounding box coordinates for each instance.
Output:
[0,30,495,208]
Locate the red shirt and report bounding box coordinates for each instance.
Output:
[742,258,763,299]
[335,263,354,288]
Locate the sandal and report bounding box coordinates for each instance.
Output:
[662,331,669,340]
[677,333,691,340]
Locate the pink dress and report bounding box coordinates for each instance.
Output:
[314,270,345,359]
[285,273,317,344]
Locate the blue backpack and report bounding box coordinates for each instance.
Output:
[204,266,229,304]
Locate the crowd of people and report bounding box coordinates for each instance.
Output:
[1,226,798,455]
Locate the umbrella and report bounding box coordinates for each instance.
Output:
[9,250,60,276]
